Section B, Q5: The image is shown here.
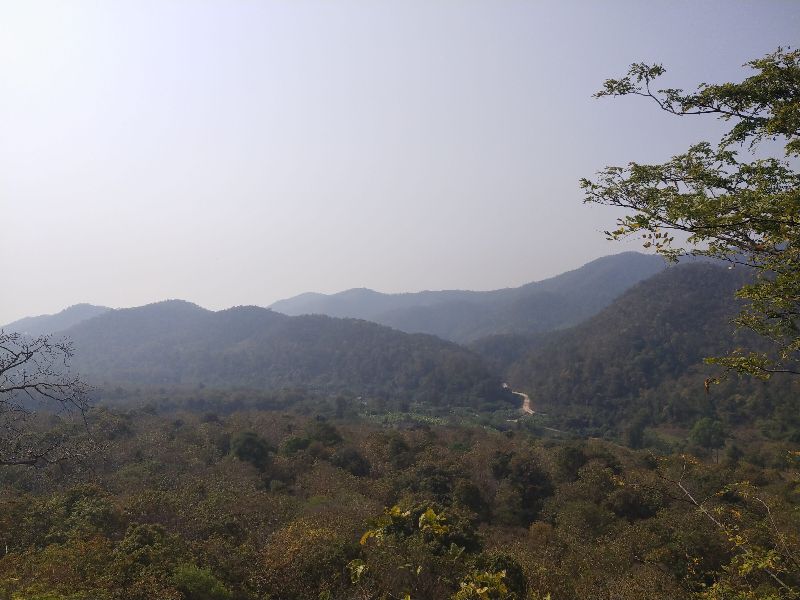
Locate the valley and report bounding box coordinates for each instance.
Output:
[5,252,797,446]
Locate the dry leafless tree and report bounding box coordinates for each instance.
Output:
[0,330,90,466]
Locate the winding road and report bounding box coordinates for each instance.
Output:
[513,391,533,415]
[505,384,565,433]
[503,383,533,414]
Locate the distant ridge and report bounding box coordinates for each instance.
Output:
[58,300,513,410]
[2,303,111,336]
[270,252,666,342]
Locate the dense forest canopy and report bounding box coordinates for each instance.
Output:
[0,404,797,600]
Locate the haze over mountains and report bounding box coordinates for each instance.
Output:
[3,252,665,345]
[3,303,111,336]
[8,251,787,427]
[270,252,666,342]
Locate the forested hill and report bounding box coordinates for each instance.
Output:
[502,263,800,437]
[62,300,513,410]
[270,252,665,342]
[2,303,110,336]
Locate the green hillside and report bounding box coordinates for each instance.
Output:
[63,300,513,411]
[504,263,800,438]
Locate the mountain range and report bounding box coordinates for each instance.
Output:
[8,251,790,432]
[269,252,666,342]
[49,300,513,411]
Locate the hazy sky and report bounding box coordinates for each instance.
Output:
[2,1,797,323]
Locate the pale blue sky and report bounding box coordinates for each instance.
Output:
[2,1,797,323]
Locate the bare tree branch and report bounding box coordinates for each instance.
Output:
[0,329,91,467]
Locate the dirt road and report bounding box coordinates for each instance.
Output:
[511,390,533,415]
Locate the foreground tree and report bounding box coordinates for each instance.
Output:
[0,330,89,465]
[582,48,800,379]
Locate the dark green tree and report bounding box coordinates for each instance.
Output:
[689,417,726,458]
[582,48,800,380]
[171,564,232,600]
[230,431,272,470]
